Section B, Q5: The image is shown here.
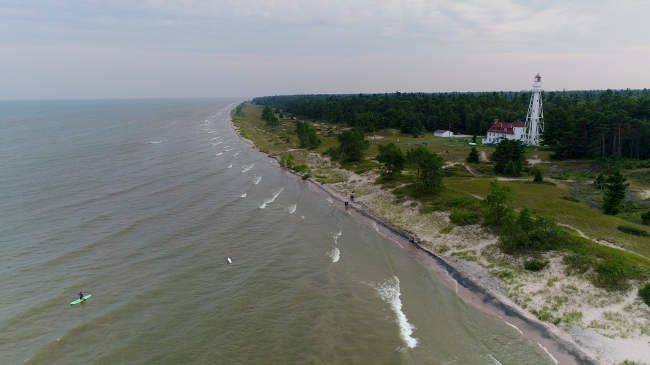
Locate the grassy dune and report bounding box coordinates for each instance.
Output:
[233,102,650,260]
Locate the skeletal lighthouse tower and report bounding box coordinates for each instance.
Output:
[524,74,544,146]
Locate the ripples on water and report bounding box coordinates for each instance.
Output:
[0,99,555,365]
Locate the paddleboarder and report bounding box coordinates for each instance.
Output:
[78,292,83,301]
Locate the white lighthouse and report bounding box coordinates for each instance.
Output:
[524,74,544,146]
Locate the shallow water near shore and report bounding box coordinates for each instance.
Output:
[1,99,558,364]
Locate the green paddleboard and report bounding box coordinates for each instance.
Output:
[71,295,91,305]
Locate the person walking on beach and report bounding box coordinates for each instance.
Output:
[345,201,348,209]
[350,194,354,202]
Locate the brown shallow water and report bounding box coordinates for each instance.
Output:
[1,98,573,364]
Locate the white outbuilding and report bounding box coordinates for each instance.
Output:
[434,130,453,137]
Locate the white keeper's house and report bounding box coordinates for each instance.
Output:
[434,130,453,137]
[482,119,526,145]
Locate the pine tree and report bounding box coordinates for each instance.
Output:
[377,143,406,175]
[595,173,606,191]
[602,170,629,215]
[466,147,480,164]
[533,168,543,183]
[493,140,513,173]
[485,180,513,226]
[641,210,650,225]
[514,159,523,176]
[504,160,516,176]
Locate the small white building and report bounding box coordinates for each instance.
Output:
[434,130,453,137]
[482,119,526,145]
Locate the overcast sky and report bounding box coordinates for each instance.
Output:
[1,0,649,99]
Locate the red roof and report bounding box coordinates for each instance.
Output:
[535,74,541,78]
[487,120,525,135]
[513,120,526,128]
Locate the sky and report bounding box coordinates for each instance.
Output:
[1,0,649,99]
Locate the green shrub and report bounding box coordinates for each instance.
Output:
[494,270,514,279]
[450,209,480,226]
[561,196,580,203]
[617,225,649,237]
[446,197,476,208]
[355,167,374,175]
[562,311,583,325]
[327,146,342,160]
[564,253,593,274]
[524,259,548,271]
[292,164,308,173]
[641,210,650,225]
[499,207,567,253]
[536,306,553,322]
[556,171,571,180]
[639,283,650,306]
[594,260,633,291]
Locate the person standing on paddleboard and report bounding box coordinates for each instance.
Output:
[78,292,83,301]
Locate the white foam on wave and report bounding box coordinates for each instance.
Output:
[241,164,254,173]
[228,164,232,168]
[487,354,502,365]
[284,204,296,214]
[253,175,262,184]
[223,146,230,149]
[374,276,418,348]
[259,187,284,209]
[326,198,333,204]
[328,247,340,263]
[330,231,342,243]
[234,151,240,157]
[537,343,558,364]
[148,141,164,144]
[240,193,247,198]
[224,148,235,152]
[215,153,223,156]
[505,322,523,335]
[213,142,223,145]
[211,137,220,140]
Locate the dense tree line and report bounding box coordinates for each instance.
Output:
[253,89,650,159]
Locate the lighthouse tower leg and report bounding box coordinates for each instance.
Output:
[525,74,544,146]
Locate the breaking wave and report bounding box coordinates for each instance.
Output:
[374,276,418,348]
[253,175,261,184]
[284,204,296,214]
[328,247,340,263]
[259,187,284,209]
[241,164,254,173]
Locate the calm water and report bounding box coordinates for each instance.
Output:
[0,99,555,364]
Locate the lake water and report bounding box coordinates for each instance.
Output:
[0,99,558,364]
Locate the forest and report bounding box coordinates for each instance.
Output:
[252,89,650,160]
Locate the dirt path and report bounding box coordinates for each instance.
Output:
[479,151,489,162]
[558,223,644,258]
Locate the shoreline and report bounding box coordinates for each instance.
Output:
[227,116,599,364]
